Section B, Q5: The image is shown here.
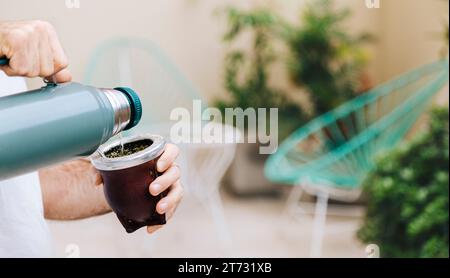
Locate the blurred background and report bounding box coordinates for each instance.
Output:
[0,0,448,258]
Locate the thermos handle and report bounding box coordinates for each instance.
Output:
[0,57,9,66]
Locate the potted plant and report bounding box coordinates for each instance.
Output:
[283,0,374,150]
[358,108,449,257]
[216,1,373,195]
[216,7,307,140]
[216,7,307,195]
[285,0,373,116]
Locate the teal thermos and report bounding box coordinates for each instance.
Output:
[0,81,142,181]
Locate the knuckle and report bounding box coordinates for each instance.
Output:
[14,66,28,76]
[26,67,40,77]
[179,185,184,199]
[5,30,27,47]
[2,69,14,76]
[55,55,69,70]
[171,143,180,153]
[33,20,48,32]
[41,68,54,77]
[41,63,55,77]
[171,165,181,177]
[172,163,180,171]
[32,20,54,35]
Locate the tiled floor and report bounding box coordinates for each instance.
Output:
[48,191,367,258]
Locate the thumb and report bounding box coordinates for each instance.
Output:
[46,68,72,83]
[0,65,14,76]
[94,173,103,186]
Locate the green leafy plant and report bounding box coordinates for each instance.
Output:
[216,1,374,138]
[285,0,373,115]
[216,7,307,139]
[358,108,449,258]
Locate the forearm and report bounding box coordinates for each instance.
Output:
[39,159,111,220]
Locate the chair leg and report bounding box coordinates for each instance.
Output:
[310,191,329,258]
[207,189,233,251]
[284,185,304,217]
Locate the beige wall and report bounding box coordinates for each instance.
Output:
[0,0,448,103]
[377,0,448,104]
[378,0,448,81]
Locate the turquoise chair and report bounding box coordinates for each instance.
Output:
[264,60,449,257]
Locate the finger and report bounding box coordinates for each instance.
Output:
[156,180,183,214]
[164,193,181,220]
[48,68,72,83]
[0,40,10,59]
[78,159,102,186]
[166,206,177,220]
[94,173,102,186]
[147,225,163,234]
[5,46,31,76]
[149,165,180,196]
[0,54,28,76]
[88,165,102,186]
[39,29,54,77]
[45,23,68,73]
[28,25,41,77]
[157,144,179,172]
[0,27,30,76]
[0,65,14,76]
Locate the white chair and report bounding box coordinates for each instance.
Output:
[84,37,238,250]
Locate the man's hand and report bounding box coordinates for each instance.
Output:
[0,20,72,82]
[147,143,183,234]
[93,143,183,234]
[42,144,183,234]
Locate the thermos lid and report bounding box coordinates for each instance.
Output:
[114,87,142,130]
[90,134,166,171]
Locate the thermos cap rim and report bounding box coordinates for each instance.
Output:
[90,134,165,171]
[114,87,142,130]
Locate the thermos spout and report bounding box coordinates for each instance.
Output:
[102,87,143,136]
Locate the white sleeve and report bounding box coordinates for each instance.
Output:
[0,71,27,97]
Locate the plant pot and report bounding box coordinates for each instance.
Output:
[224,141,281,196]
[90,134,167,233]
